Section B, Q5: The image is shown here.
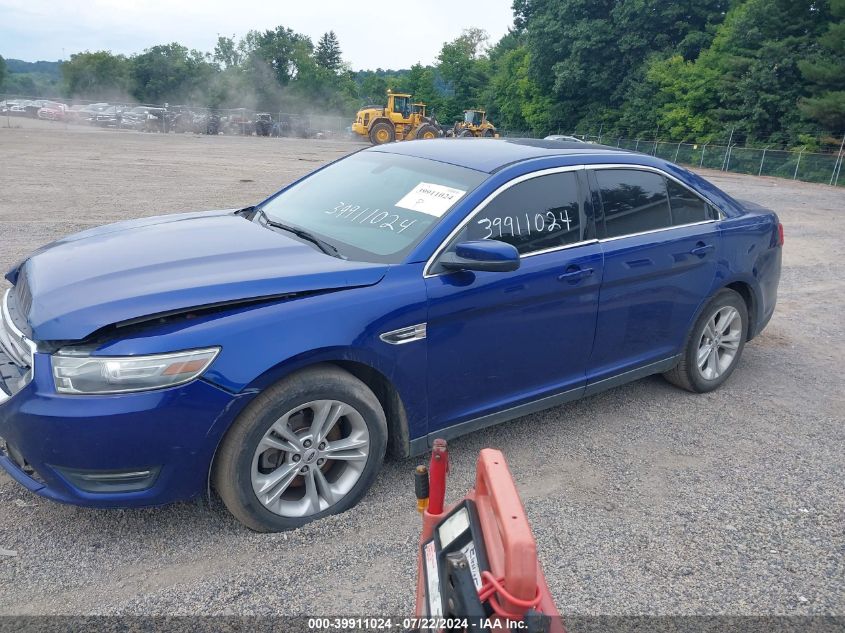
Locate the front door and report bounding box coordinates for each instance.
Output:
[424,169,603,435]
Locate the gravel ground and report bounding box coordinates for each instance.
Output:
[0,118,843,616]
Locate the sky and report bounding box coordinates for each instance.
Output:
[0,0,516,70]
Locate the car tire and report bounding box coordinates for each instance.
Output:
[213,364,387,532]
[369,121,395,145]
[664,288,748,393]
[415,124,439,140]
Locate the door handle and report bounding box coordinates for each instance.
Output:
[557,267,594,282]
[690,243,715,257]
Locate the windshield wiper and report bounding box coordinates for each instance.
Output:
[254,208,345,259]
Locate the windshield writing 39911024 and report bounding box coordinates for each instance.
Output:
[325,202,420,234]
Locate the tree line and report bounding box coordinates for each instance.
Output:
[1,0,843,147]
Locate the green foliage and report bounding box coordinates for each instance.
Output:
[437,28,491,122]
[356,72,389,104]
[10,3,842,142]
[61,51,130,100]
[799,0,845,131]
[213,36,241,69]
[0,56,6,90]
[315,31,343,73]
[636,0,834,144]
[249,27,314,86]
[130,43,215,103]
[509,0,729,132]
[1,58,64,95]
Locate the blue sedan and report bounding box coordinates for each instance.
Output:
[0,139,782,531]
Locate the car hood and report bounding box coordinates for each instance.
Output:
[9,210,389,341]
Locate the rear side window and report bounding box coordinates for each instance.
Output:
[667,179,715,225]
[595,169,672,238]
[462,172,584,255]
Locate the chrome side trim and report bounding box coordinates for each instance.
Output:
[423,162,724,278]
[522,238,599,259]
[597,219,717,243]
[380,323,427,345]
[423,165,587,278]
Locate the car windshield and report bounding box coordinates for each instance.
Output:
[259,151,487,263]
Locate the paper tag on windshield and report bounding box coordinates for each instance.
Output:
[395,182,466,217]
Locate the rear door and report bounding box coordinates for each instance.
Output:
[586,167,721,388]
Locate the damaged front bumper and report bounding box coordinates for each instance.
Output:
[0,355,244,508]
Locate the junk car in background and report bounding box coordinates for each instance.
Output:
[36,102,68,121]
[255,113,273,137]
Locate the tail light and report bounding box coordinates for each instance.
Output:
[777,222,784,247]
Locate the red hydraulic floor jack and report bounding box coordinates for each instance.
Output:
[414,439,564,632]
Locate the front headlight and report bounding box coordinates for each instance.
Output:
[52,348,220,395]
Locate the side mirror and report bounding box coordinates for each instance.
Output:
[439,240,520,273]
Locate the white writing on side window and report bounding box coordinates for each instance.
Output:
[395,182,467,217]
[476,209,575,239]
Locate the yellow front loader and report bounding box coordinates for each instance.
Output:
[452,109,499,138]
[352,91,441,145]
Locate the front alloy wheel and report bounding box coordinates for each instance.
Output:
[251,400,370,517]
[214,365,387,532]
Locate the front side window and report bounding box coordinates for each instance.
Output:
[393,97,409,114]
[259,152,487,264]
[455,171,584,255]
[464,111,483,126]
[595,169,672,238]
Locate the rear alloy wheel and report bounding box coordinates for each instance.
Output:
[369,121,395,145]
[213,365,387,531]
[664,289,748,393]
[695,306,743,381]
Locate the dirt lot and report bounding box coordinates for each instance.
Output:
[0,118,843,616]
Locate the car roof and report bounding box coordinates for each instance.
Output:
[366,138,629,173]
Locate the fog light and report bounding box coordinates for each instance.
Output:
[0,437,43,482]
[54,466,161,493]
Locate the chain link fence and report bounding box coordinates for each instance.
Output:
[582,135,845,188]
[496,129,844,187]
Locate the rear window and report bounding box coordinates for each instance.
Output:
[667,179,715,225]
[595,169,672,238]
